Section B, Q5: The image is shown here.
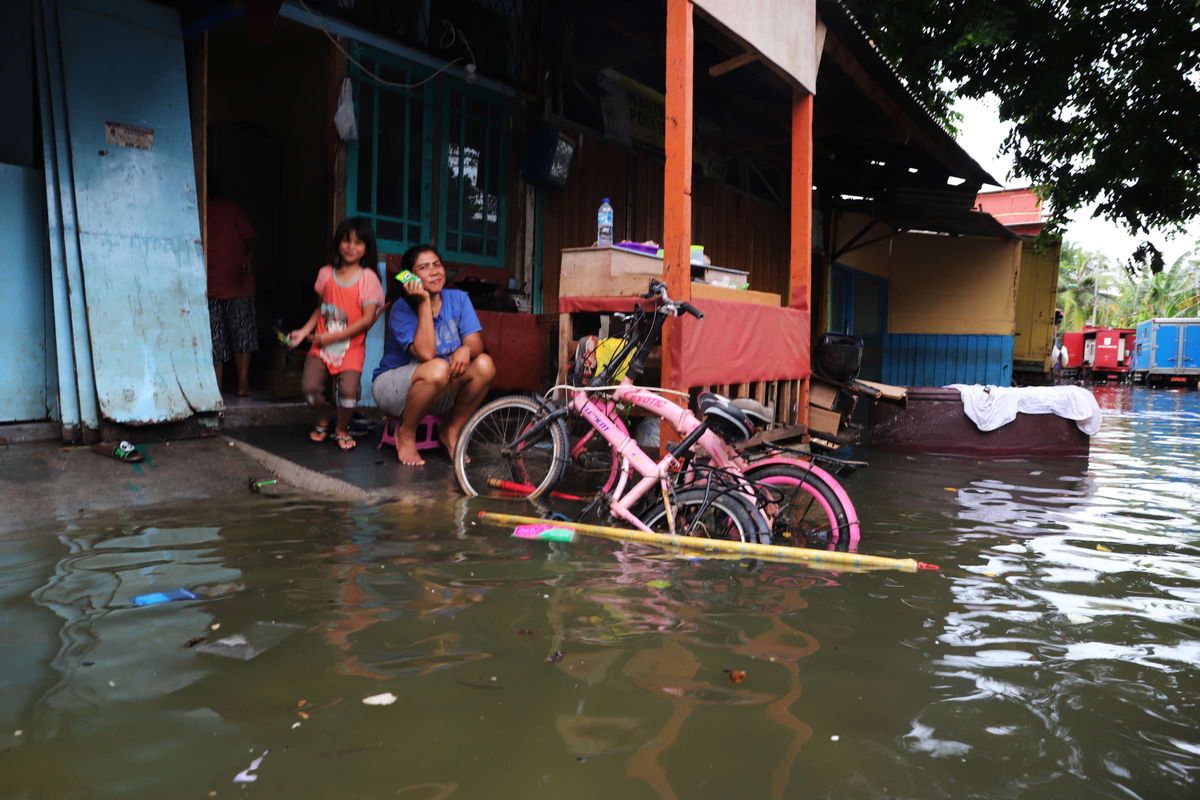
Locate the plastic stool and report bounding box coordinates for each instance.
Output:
[379,414,441,452]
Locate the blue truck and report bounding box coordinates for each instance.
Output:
[1133,318,1200,386]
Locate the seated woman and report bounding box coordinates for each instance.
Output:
[372,245,496,466]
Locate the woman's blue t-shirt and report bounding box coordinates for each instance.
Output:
[373,288,482,380]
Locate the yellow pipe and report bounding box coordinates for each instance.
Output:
[478,512,938,573]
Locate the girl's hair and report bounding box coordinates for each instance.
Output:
[390,244,443,307]
[330,217,378,270]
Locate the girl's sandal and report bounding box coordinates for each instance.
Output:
[335,431,357,451]
[309,423,331,443]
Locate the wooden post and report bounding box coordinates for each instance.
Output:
[661,0,694,455]
[790,89,813,430]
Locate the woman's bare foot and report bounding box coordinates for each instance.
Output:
[394,427,425,467]
[438,423,463,460]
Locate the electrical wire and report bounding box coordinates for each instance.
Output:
[296,0,473,89]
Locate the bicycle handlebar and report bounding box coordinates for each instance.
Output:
[641,280,703,319]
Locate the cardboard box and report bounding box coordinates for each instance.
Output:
[809,378,841,410]
[807,405,843,437]
[559,247,663,298]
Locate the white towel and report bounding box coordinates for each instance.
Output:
[948,384,1102,435]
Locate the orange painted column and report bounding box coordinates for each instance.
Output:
[790,89,814,429]
[661,0,694,450]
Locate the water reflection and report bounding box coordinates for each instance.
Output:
[0,387,1197,798]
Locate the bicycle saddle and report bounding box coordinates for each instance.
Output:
[697,392,754,443]
[731,398,774,427]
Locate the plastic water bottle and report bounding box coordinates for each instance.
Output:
[597,197,614,247]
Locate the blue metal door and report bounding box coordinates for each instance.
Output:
[0,165,50,421]
[830,264,888,382]
[1134,321,1152,371]
[1155,322,1180,370]
[1182,323,1200,372]
[53,0,219,422]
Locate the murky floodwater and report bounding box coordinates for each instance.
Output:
[2,386,1198,799]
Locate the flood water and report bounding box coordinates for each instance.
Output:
[2,385,1198,798]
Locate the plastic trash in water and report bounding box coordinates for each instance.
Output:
[233,749,270,783]
[248,478,278,494]
[131,588,198,607]
[194,621,302,661]
[512,524,576,543]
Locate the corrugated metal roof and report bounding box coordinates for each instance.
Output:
[817,0,1000,187]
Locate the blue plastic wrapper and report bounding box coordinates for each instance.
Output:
[131,588,199,607]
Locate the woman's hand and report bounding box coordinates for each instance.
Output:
[288,329,308,348]
[448,346,472,378]
[402,279,430,301]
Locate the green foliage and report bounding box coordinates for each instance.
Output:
[1057,242,1112,330]
[842,0,1200,269]
[1058,240,1200,328]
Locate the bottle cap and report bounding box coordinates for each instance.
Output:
[602,197,610,203]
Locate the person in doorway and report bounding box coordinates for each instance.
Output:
[289,218,384,450]
[206,182,258,396]
[372,245,495,467]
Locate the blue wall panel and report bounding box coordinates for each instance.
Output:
[54,0,221,422]
[884,334,1014,387]
[0,165,49,421]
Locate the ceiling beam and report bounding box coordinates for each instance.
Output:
[708,50,758,77]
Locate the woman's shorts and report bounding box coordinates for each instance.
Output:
[372,363,454,418]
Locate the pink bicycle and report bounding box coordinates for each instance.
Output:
[453,281,860,550]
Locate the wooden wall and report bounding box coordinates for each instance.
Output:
[540,131,790,312]
[888,231,1021,336]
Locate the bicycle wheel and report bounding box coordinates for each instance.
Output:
[637,487,764,544]
[744,463,854,550]
[454,395,569,499]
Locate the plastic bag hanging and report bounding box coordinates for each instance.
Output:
[334,77,357,142]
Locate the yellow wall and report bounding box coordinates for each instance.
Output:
[831,211,893,279]
[887,232,1021,335]
[1013,240,1062,366]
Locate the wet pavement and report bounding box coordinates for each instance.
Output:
[1,385,1198,798]
[227,420,459,496]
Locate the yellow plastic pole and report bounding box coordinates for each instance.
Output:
[478,512,938,573]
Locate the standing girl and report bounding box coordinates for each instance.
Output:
[290,217,385,450]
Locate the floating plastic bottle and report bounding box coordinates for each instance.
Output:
[597,197,614,247]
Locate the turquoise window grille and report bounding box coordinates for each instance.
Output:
[346,45,434,253]
[439,81,509,267]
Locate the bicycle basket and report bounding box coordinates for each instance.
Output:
[815,333,863,383]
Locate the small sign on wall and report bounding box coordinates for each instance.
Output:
[104,121,154,151]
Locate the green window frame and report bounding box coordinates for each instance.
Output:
[438,80,509,268]
[346,44,435,254]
